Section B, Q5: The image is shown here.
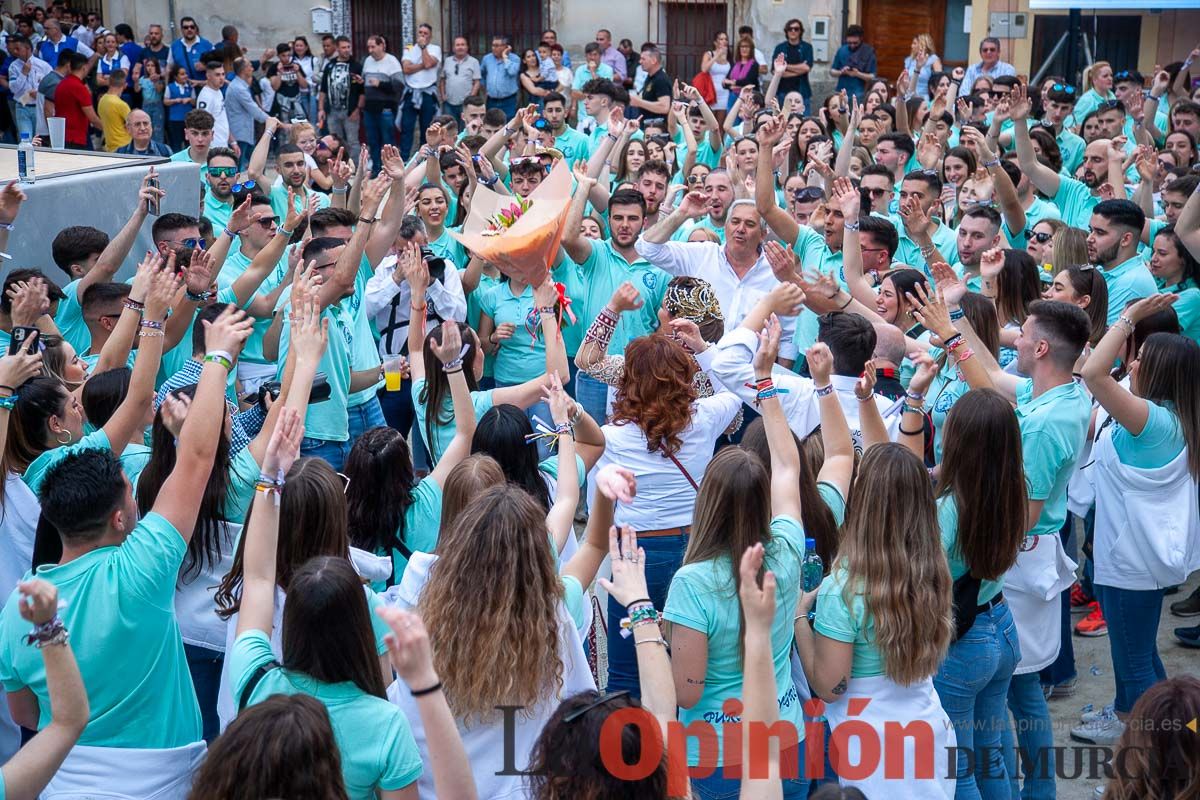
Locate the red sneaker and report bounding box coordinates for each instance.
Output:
[1070,581,1092,612]
[1074,601,1108,637]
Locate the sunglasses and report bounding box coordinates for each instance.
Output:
[208,166,237,178]
[865,187,889,197]
[182,24,196,30]
[563,690,629,723]
[1114,70,1134,80]
[792,186,824,202]
[310,260,339,270]
[786,26,801,32]
[256,215,280,228]
[1050,83,1076,95]
[336,472,350,493]
[180,237,207,249]
[1030,231,1054,243]
[988,90,1010,99]
[1098,100,1121,111]
[231,179,257,193]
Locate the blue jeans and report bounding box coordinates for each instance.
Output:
[14,104,36,140]
[347,396,386,448]
[1094,583,1166,714]
[398,90,438,160]
[301,436,350,471]
[184,643,224,744]
[690,742,809,799]
[443,102,463,126]
[934,601,1020,800]
[236,140,254,172]
[1001,672,1055,800]
[377,381,430,471]
[363,107,395,175]
[486,94,517,121]
[573,370,608,426]
[605,531,688,697]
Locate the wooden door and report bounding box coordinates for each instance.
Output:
[444,0,546,61]
[661,0,728,85]
[860,0,947,86]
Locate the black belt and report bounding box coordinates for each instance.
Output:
[976,592,1005,613]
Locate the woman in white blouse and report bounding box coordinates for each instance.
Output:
[590,322,740,699]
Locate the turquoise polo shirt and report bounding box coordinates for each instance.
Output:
[550,254,587,357]
[553,126,591,165]
[1161,283,1200,345]
[672,215,726,243]
[203,191,233,231]
[1100,255,1157,325]
[575,239,668,354]
[1002,197,1062,250]
[268,184,331,223]
[383,478,443,585]
[927,347,969,463]
[1057,129,1086,176]
[1015,378,1091,539]
[53,278,92,355]
[888,215,957,278]
[413,379,495,465]
[1050,176,1099,229]
[169,146,209,176]
[0,512,202,748]
[231,630,422,799]
[217,248,288,364]
[428,226,467,269]
[277,296,355,442]
[477,281,545,385]
[791,226,844,354]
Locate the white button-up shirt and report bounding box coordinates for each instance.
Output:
[634,237,800,359]
[364,255,467,358]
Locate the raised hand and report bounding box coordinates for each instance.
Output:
[17,579,59,626]
[898,195,931,236]
[608,281,643,313]
[907,351,941,395]
[930,262,966,306]
[379,144,405,180]
[228,195,263,234]
[288,283,328,364]
[262,406,304,479]
[763,239,800,283]
[753,314,783,376]
[597,525,649,606]
[907,282,954,339]
[594,463,637,503]
[667,318,706,354]
[0,180,27,225]
[830,175,860,218]
[185,248,217,294]
[138,167,165,215]
[160,392,191,436]
[400,242,429,293]
[0,349,41,387]
[677,189,708,219]
[806,341,833,384]
[1007,82,1032,120]
[144,261,184,319]
[737,543,776,631]
[856,359,878,400]
[201,305,255,359]
[7,279,49,327]
[375,608,440,690]
[979,247,1004,280]
[1124,293,1177,324]
[431,321,463,365]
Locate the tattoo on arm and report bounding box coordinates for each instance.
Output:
[831,678,848,695]
[687,678,706,686]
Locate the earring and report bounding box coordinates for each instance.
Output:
[55,429,71,445]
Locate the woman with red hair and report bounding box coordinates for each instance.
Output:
[592,325,741,699]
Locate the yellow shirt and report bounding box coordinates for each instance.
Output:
[98,94,131,152]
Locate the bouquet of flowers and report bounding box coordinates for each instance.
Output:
[449,160,574,287]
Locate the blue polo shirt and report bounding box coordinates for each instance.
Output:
[1100,255,1157,325]
[1015,378,1091,539]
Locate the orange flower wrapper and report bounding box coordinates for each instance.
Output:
[448,160,575,287]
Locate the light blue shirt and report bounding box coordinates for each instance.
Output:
[480,52,520,98]
[1100,255,1157,325]
[1015,378,1091,539]
[1111,399,1185,469]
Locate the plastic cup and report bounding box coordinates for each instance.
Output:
[48,117,66,150]
[384,357,405,392]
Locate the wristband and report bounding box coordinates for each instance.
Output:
[205,351,234,372]
[0,221,14,231]
[278,226,296,237]
[844,220,860,232]
[0,394,17,410]
[982,157,1001,168]
[905,389,925,401]
[0,383,14,394]
[123,299,145,313]
[410,681,443,697]
[949,307,965,321]
[223,227,241,239]
[856,390,875,402]
[814,384,834,398]
[479,175,499,187]
[903,402,924,416]
[899,423,924,436]
[537,305,557,316]
[24,616,68,649]
[331,186,349,194]
[185,289,215,302]
[139,318,165,330]
[357,216,375,226]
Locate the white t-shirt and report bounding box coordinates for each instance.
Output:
[401,43,441,90]
[197,84,230,147]
[590,391,741,531]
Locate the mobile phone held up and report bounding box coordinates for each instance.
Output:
[8,326,39,356]
[147,175,161,216]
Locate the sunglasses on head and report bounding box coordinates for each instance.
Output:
[231,179,256,193]
[563,690,629,723]
[208,166,237,178]
[1050,83,1076,95]
[1114,70,1133,79]
[792,186,824,202]
[1098,99,1121,110]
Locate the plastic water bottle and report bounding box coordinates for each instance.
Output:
[802,538,823,592]
[17,132,34,184]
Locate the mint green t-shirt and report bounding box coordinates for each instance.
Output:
[927,347,968,463]
[937,494,1003,605]
[575,239,668,354]
[54,278,92,355]
[1051,176,1099,229]
[203,192,233,232]
[429,226,468,269]
[817,481,846,526]
[383,478,444,586]
[1015,378,1091,538]
[1111,399,1184,470]
[230,629,421,799]
[791,226,844,355]
[412,378,495,465]
[554,126,591,166]
[467,273,501,379]
[23,428,111,496]
[277,298,354,442]
[478,281,545,385]
[0,512,202,747]
[664,515,808,765]
[1167,286,1200,345]
[814,565,885,678]
[1001,197,1062,250]
[268,184,331,224]
[1100,256,1158,326]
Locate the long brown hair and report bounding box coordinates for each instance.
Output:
[1132,333,1200,479]
[420,484,564,722]
[438,454,505,533]
[682,447,773,657]
[937,389,1026,579]
[740,417,839,569]
[1103,675,1200,800]
[187,694,349,800]
[837,444,952,684]
[610,334,697,457]
[418,321,480,460]
[215,458,351,618]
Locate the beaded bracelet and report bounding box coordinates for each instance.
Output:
[905,389,925,401]
[903,402,924,416]
[856,390,875,402]
[814,384,834,398]
[24,616,68,649]
[982,157,1001,169]
[140,319,165,330]
[123,299,145,313]
[945,334,965,352]
[844,220,861,232]
[0,394,17,411]
[138,329,164,338]
[536,305,557,316]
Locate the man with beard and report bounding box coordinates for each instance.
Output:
[562,183,668,421]
[638,191,801,366]
[1086,200,1156,324]
[633,160,672,226]
[949,205,1003,291]
[673,170,733,242]
[201,148,238,231]
[538,91,588,166]
[246,133,333,220]
[1011,83,1120,229]
[890,169,958,275]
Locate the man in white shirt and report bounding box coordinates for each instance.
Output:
[636,194,801,363]
[6,34,51,139]
[195,56,235,152]
[364,215,466,360]
[398,22,441,161]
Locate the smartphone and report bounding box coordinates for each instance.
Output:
[8,326,38,356]
[147,175,161,216]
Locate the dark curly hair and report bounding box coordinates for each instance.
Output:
[610,333,697,458]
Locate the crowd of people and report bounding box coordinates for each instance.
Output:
[0,5,1196,799]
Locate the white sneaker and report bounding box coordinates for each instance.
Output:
[1079,703,1115,724]
[1071,715,1126,745]
[1094,786,1106,799]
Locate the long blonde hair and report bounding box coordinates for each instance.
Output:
[836,444,952,685]
[420,484,564,722]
